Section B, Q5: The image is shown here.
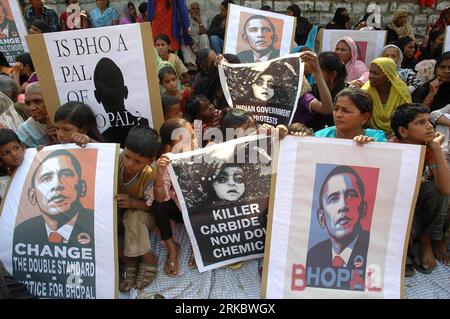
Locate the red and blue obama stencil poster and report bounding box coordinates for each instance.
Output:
[263,136,424,298]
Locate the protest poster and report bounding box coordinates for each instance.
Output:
[445,26,450,52]
[321,30,387,66]
[0,143,119,299]
[224,4,295,62]
[169,135,273,272]
[263,136,424,298]
[0,0,28,64]
[26,23,163,146]
[218,53,304,127]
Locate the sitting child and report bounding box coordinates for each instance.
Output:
[118,125,161,292]
[161,95,183,121]
[391,103,450,275]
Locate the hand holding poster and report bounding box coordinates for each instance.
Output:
[0,144,119,298]
[224,4,296,63]
[169,135,273,272]
[218,53,304,127]
[26,23,163,146]
[263,137,424,298]
[0,0,28,64]
[321,30,387,66]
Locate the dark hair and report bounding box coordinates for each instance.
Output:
[429,28,445,45]
[54,101,104,142]
[0,74,19,102]
[161,95,180,116]
[31,20,51,33]
[159,118,190,146]
[243,15,275,35]
[435,51,450,74]
[124,125,161,158]
[287,4,301,18]
[220,108,253,136]
[318,51,347,86]
[93,57,124,91]
[158,66,177,82]
[260,5,271,11]
[155,34,171,45]
[220,0,234,9]
[127,1,135,9]
[390,103,429,138]
[0,128,21,148]
[184,94,209,122]
[0,51,10,68]
[138,2,147,14]
[395,36,415,53]
[31,150,82,188]
[15,53,34,72]
[335,88,373,115]
[196,48,213,69]
[223,53,240,64]
[319,165,365,211]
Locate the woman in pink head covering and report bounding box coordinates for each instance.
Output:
[334,36,369,85]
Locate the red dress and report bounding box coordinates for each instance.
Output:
[151,0,180,51]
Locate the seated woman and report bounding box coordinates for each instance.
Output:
[315,88,386,142]
[361,57,411,135]
[417,28,445,63]
[381,45,421,93]
[334,37,369,85]
[412,51,450,112]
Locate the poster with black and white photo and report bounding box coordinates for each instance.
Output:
[218,53,303,127]
[169,135,273,272]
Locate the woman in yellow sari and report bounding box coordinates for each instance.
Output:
[362,57,411,135]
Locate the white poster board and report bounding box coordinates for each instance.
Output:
[26,23,163,146]
[321,30,387,66]
[224,4,295,63]
[0,0,28,64]
[0,143,119,298]
[169,135,273,272]
[263,137,423,298]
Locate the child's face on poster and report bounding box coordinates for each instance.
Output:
[213,166,245,202]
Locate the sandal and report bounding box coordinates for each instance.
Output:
[412,255,433,274]
[134,262,158,289]
[119,265,137,292]
[164,254,179,277]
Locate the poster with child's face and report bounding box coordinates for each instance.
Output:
[169,135,273,272]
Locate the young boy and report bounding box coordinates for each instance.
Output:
[391,103,450,276]
[0,129,26,202]
[118,125,161,292]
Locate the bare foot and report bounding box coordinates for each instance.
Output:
[188,249,197,269]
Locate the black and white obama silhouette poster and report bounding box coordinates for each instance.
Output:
[168,135,273,272]
[26,23,163,146]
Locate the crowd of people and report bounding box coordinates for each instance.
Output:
[0,0,449,298]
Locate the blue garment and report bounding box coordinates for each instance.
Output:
[314,126,387,142]
[24,6,59,32]
[90,7,119,28]
[148,0,192,45]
